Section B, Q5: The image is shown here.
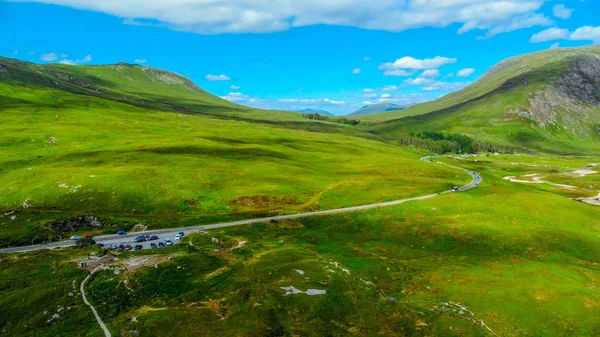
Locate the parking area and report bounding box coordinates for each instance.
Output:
[96,231,185,251]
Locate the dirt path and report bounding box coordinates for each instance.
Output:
[80,266,111,337]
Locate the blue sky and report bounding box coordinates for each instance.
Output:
[1,0,599,115]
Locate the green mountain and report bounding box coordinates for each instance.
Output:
[0,57,303,122]
[367,45,600,154]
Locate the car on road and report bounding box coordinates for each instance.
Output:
[135,236,146,243]
[151,242,157,248]
[70,235,82,240]
[158,242,165,248]
[175,234,183,240]
[165,239,173,246]
[84,234,94,239]
[117,231,127,235]
[149,235,159,241]
[452,187,460,192]
[134,245,143,251]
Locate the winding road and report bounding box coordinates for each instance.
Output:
[0,160,481,254]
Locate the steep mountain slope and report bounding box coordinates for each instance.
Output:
[367,45,600,153]
[349,103,407,116]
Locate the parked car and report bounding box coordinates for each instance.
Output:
[135,236,146,243]
[175,234,183,240]
[70,235,82,240]
[117,231,127,235]
[151,242,157,248]
[134,245,143,251]
[149,235,159,241]
[118,244,125,250]
[165,239,173,246]
[178,231,185,236]
[96,243,105,248]
[125,244,132,251]
[109,244,118,249]
[84,234,94,239]
[158,242,165,248]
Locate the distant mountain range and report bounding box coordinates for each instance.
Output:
[294,108,334,116]
[348,103,409,116]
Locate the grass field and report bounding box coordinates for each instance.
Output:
[0,63,467,247]
[3,154,600,336]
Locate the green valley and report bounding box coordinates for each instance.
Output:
[2,42,600,337]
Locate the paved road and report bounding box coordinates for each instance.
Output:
[0,162,481,254]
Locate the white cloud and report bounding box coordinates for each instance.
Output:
[324,98,345,105]
[456,68,475,77]
[58,59,76,65]
[40,52,59,61]
[383,69,413,77]
[530,25,600,44]
[351,68,361,75]
[279,98,345,105]
[221,92,249,102]
[26,0,549,36]
[79,55,92,63]
[570,26,600,43]
[362,57,371,61]
[549,42,560,49]
[380,93,392,99]
[404,77,471,92]
[404,77,430,86]
[553,4,573,20]
[363,88,374,93]
[420,69,440,78]
[363,93,377,98]
[230,85,241,90]
[205,74,231,81]
[382,85,398,91]
[134,59,147,64]
[363,101,374,105]
[56,54,92,66]
[480,13,552,38]
[380,56,457,70]
[27,51,35,56]
[530,27,569,43]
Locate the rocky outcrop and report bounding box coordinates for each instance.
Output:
[555,54,600,105]
[50,215,104,232]
[505,53,600,136]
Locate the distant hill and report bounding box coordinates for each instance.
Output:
[0,57,304,122]
[349,103,407,116]
[295,108,334,116]
[368,45,600,154]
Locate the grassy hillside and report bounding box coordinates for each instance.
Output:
[363,45,600,154]
[0,57,466,246]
